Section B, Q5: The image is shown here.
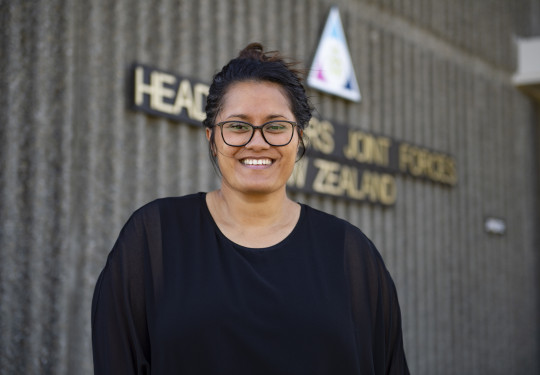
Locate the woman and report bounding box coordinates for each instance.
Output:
[92,43,409,374]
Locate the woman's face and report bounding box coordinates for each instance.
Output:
[207,81,300,196]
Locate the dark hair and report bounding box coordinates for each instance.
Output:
[203,42,312,171]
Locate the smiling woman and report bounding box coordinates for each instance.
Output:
[91,43,410,375]
[208,81,300,202]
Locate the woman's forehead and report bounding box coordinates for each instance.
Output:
[219,81,293,119]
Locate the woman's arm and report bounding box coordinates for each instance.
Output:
[92,211,151,374]
[344,224,410,374]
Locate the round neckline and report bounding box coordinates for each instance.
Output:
[199,192,305,252]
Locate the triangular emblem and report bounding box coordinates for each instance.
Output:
[307,7,361,102]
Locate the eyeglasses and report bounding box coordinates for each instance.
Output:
[215,120,297,147]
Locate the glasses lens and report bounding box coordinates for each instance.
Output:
[220,121,294,146]
[262,121,294,146]
[221,122,253,146]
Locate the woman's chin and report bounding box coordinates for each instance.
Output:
[224,180,285,196]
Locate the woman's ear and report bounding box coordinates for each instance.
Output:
[207,128,217,157]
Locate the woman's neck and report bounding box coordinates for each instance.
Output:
[205,186,301,248]
[209,186,293,227]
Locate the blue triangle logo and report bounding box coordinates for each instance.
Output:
[307,7,361,102]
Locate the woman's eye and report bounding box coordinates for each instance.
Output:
[265,123,287,132]
[227,123,250,131]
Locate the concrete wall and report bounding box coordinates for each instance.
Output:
[1,0,539,374]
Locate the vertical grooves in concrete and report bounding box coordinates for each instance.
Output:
[0,1,538,374]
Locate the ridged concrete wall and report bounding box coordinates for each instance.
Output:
[1,1,539,374]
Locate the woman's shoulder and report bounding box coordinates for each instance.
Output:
[302,203,384,263]
[115,193,206,239]
[109,193,206,253]
[302,204,367,238]
[131,192,205,218]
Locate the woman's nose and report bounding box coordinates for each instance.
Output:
[246,128,270,149]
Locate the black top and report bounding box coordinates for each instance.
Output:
[92,193,409,374]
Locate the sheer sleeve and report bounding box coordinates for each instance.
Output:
[91,204,159,375]
[344,224,410,375]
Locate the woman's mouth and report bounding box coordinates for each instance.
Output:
[241,158,273,166]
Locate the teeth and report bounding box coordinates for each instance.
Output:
[242,159,272,165]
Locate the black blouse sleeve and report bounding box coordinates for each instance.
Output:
[344,224,410,375]
[92,205,157,375]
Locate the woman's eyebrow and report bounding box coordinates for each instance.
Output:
[224,113,289,121]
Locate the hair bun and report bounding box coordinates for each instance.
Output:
[237,42,283,63]
[238,42,265,59]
